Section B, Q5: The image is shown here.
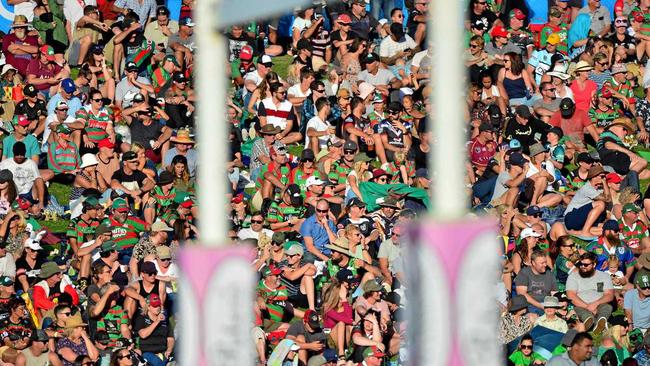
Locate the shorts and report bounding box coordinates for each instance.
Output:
[288,291,309,309]
[599,150,630,175]
[564,203,605,230]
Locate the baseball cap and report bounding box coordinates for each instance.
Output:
[148,293,162,307]
[490,25,509,39]
[509,139,521,151]
[547,33,561,45]
[301,148,315,161]
[478,123,495,133]
[508,152,526,167]
[606,172,622,184]
[23,84,37,98]
[125,61,138,72]
[61,78,76,94]
[548,7,562,18]
[611,63,627,75]
[548,127,564,139]
[637,273,650,288]
[520,227,541,239]
[173,72,188,83]
[514,105,532,119]
[13,115,30,127]
[347,197,366,208]
[156,6,170,15]
[112,197,129,212]
[262,264,283,277]
[164,54,180,67]
[603,219,620,232]
[337,14,352,24]
[305,176,325,188]
[174,191,194,208]
[122,151,137,161]
[141,261,157,275]
[509,8,526,20]
[526,205,542,216]
[156,245,172,259]
[40,45,55,61]
[0,277,13,287]
[132,93,145,103]
[576,152,594,164]
[259,55,273,67]
[622,203,640,214]
[633,11,645,23]
[12,142,26,156]
[239,45,253,61]
[363,346,385,359]
[90,44,104,55]
[179,17,195,27]
[363,53,379,64]
[285,242,304,256]
[303,309,321,331]
[55,101,69,111]
[151,220,173,232]
[98,139,115,149]
[271,231,286,244]
[101,240,117,252]
[343,140,358,151]
[559,97,575,118]
[336,268,355,283]
[599,88,613,98]
[284,184,302,206]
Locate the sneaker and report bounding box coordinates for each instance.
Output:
[583,316,594,331]
[594,317,608,334]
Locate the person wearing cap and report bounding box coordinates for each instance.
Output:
[66,195,102,258]
[603,63,636,114]
[258,142,292,200]
[124,99,172,165]
[41,123,80,184]
[489,151,529,208]
[346,0,381,41]
[342,96,377,156]
[2,15,39,77]
[168,17,194,69]
[102,196,149,253]
[624,272,650,332]
[618,203,648,254]
[0,276,15,306]
[564,165,610,237]
[376,101,411,163]
[0,297,33,350]
[286,308,327,364]
[1,113,40,163]
[566,152,595,190]
[243,54,274,96]
[254,263,291,325]
[288,57,316,108]
[258,82,303,145]
[305,175,342,210]
[358,52,399,96]
[25,44,68,96]
[148,54,179,95]
[132,292,174,365]
[114,60,154,109]
[124,259,166,320]
[549,97,599,149]
[278,241,317,311]
[44,97,84,155]
[144,6,178,48]
[267,184,307,233]
[540,7,568,55]
[503,105,551,155]
[586,219,636,277]
[485,25,521,61]
[16,329,51,365]
[507,8,534,57]
[0,141,46,213]
[33,261,79,314]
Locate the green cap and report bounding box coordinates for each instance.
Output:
[56,124,71,134]
[163,55,180,67]
[637,273,650,288]
[174,191,193,207]
[623,203,641,214]
[82,197,100,208]
[353,153,372,163]
[101,240,117,252]
[111,198,129,211]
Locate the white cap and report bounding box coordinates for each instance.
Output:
[25,239,42,251]
[79,153,98,169]
[520,227,542,239]
[1,64,16,75]
[305,176,325,188]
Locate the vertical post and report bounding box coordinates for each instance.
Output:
[429,0,466,219]
[196,0,227,244]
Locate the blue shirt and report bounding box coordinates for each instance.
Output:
[624,289,650,329]
[585,238,636,273]
[300,214,336,256]
[46,93,82,118]
[2,134,40,159]
[528,49,554,85]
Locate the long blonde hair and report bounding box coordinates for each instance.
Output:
[321,279,343,317]
[352,161,369,182]
[608,325,630,350]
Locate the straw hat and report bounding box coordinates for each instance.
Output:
[64,313,87,328]
[11,15,28,28]
[573,60,593,74]
[79,154,98,169]
[170,129,195,144]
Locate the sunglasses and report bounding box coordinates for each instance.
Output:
[544,88,556,92]
[561,244,575,248]
[275,91,287,95]
[313,89,325,93]
[578,262,592,267]
[117,355,130,360]
[344,150,356,155]
[92,98,103,102]
[317,208,329,213]
[521,345,533,350]
[531,213,542,218]
[60,312,71,316]
[160,258,171,262]
[302,158,314,163]
[598,62,608,67]
[615,20,628,25]
[469,44,479,48]
[56,108,68,112]
[251,220,264,224]
[144,272,157,276]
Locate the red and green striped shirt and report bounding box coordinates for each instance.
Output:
[256,162,291,190]
[256,280,288,322]
[76,106,113,142]
[47,142,79,174]
[66,217,100,244]
[102,215,148,250]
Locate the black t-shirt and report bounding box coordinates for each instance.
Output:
[129,119,164,148]
[133,313,172,353]
[468,9,498,31]
[111,168,147,189]
[15,100,47,122]
[15,255,46,288]
[408,137,428,170]
[503,117,549,154]
[337,215,374,238]
[608,32,636,50]
[92,258,129,288]
[348,11,379,40]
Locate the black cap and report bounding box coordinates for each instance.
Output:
[509,152,526,167]
[479,123,495,132]
[548,127,564,139]
[363,53,379,64]
[125,61,138,72]
[133,93,145,103]
[122,151,137,161]
[173,72,188,83]
[387,101,403,113]
[90,44,104,55]
[12,141,26,157]
[156,5,170,15]
[347,197,366,208]
[301,148,315,161]
[23,84,37,98]
[514,105,532,119]
[559,97,575,118]
[576,152,594,164]
[336,268,355,283]
[285,184,303,206]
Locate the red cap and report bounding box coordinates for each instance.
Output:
[148,294,162,307]
[39,45,55,61]
[15,115,29,127]
[600,88,613,98]
[606,172,622,184]
[509,9,526,20]
[632,11,645,23]
[337,14,352,24]
[231,193,244,204]
[372,169,389,179]
[490,25,509,39]
[268,264,282,276]
[98,139,115,149]
[239,45,253,60]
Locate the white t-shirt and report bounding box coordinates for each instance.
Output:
[0,254,16,279]
[151,260,178,293]
[287,84,311,99]
[0,158,40,195]
[42,114,76,153]
[291,18,312,35]
[14,1,37,21]
[237,227,273,241]
[305,115,332,151]
[379,35,417,59]
[64,0,97,34]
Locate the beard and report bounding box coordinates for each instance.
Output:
[606,233,621,247]
[579,268,595,278]
[332,256,343,264]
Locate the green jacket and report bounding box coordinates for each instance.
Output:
[32,2,68,47]
[359,182,430,212]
